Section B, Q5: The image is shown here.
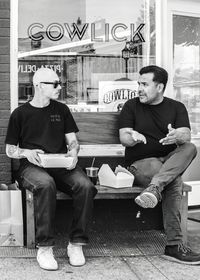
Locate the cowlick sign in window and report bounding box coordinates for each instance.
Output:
[28,22,145,43]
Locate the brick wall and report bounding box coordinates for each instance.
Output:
[0,0,11,184]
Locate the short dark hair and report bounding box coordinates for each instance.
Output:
[139,65,168,91]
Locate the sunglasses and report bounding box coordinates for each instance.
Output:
[40,81,61,88]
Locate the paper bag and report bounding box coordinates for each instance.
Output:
[0,190,23,246]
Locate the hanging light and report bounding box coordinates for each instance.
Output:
[129,41,138,58]
[121,42,130,59]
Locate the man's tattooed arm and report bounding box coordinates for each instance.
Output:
[6,144,26,159]
[64,134,79,169]
[68,139,80,154]
[6,144,45,166]
[65,133,80,157]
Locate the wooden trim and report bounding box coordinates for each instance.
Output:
[26,190,35,248]
[79,144,124,157]
[10,0,18,112]
[181,190,189,243]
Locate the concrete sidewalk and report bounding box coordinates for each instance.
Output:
[1,253,200,280]
[0,220,200,280]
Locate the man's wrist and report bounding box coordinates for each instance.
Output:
[68,142,80,154]
[18,148,27,158]
[176,138,186,145]
[68,148,78,157]
[175,132,188,145]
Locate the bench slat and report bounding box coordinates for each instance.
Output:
[78,144,125,157]
[56,185,143,200]
[56,183,191,200]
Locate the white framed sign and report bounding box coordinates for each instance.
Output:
[99,81,138,111]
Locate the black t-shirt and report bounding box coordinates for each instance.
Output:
[5,100,79,154]
[119,97,190,166]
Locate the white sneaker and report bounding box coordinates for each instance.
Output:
[67,242,86,266]
[37,246,58,270]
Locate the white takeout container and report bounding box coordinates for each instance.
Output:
[98,164,134,188]
[38,154,73,168]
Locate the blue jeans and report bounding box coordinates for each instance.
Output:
[19,162,97,246]
[128,143,197,245]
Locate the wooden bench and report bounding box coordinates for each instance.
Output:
[11,112,192,248]
[25,183,191,248]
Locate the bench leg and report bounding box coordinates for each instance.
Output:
[181,190,189,244]
[26,189,35,248]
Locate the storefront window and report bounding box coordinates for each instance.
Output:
[173,14,200,139]
[18,0,156,112]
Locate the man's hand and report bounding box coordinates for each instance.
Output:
[159,124,177,145]
[65,150,78,170]
[130,131,147,144]
[23,149,44,166]
[119,128,147,147]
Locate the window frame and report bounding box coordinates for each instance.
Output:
[165,0,200,144]
[10,0,162,112]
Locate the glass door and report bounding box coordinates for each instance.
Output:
[167,0,200,182]
[173,13,200,141]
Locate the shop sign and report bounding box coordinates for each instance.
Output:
[99,81,138,111]
[28,23,145,43]
[18,64,62,73]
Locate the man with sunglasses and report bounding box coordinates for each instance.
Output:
[5,67,97,270]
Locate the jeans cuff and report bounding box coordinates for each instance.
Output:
[166,240,183,246]
[70,237,89,245]
[36,240,55,247]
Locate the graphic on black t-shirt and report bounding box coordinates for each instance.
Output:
[50,114,61,122]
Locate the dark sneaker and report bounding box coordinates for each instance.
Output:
[164,244,200,265]
[135,184,161,208]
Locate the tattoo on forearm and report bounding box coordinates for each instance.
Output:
[7,145,18,156]
[18,148,25,157]
[68,140,79,151]
[7,145,25,159]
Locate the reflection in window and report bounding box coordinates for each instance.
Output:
[18,0,156,112]
[173,15,200,138]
